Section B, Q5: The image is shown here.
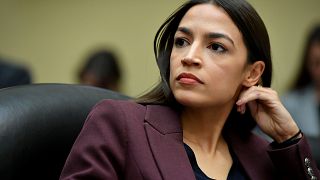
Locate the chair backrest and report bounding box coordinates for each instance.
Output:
[0,83,129,180]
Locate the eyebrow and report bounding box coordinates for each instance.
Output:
[177,27,235,46]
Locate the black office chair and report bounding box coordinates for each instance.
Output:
[0,83,129,180]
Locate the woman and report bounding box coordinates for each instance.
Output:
[60,0,319,179]
[282,24,320,167]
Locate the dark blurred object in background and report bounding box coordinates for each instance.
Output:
[0,58,32,89]
[78,49,122,92]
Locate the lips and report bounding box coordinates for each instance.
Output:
[176,72,204,84]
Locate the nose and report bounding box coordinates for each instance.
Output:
[181,57,201,67]
[181,44,202,67]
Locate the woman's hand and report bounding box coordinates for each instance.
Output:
[236,85,301,143]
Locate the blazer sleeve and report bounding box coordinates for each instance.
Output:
[267,134,320,180]
[59,100,128,180]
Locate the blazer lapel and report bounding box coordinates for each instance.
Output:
[225,128,275,180]
[144,105,195,180]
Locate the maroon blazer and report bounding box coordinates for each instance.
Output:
[60,99,319,180]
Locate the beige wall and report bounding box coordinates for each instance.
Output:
[248,0,320,93]
[0,0,319,97]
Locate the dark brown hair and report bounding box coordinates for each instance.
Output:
[137,0,272,130]
[79,50,122,89]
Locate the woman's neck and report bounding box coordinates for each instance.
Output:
[181,104,232,155]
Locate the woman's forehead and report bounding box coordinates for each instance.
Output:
[178,4,242,45]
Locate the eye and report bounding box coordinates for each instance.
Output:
[174,37,189,48]
[209,43,226,53]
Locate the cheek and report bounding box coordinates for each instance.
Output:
[208,62,246,82]
[169,51,180,76]
[207,65,246,98]
[169,56,177,88]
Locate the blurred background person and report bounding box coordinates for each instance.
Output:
[78,49,122,92]
[282,24,320,167]
[0,57,32,89]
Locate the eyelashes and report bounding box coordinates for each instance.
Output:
[208,43,227,53]
[174,37,189,48]
[173,37,227,54]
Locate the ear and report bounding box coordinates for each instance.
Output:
[242,61,265,87]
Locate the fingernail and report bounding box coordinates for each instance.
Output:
[236,100,242,105]
[242,106,246,114]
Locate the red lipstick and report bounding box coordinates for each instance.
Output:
[176,73,204,84]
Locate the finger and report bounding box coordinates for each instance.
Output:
[237,103,246,114]
[247,100,258,115]
[236,86,271,114]
[236,86,274,105]
[236,86,256,114]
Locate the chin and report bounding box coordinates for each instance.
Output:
[174,93,209,108]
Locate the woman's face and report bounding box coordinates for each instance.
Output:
[169,4,250,108]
